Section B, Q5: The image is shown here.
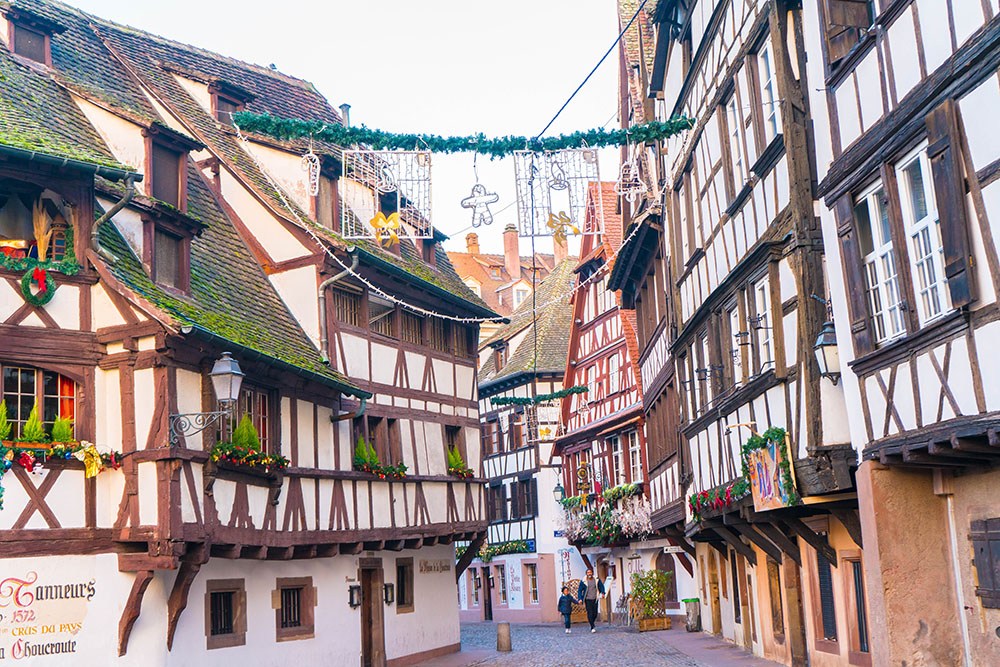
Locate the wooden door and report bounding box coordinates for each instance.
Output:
[482,567,493,621]
[708,552,722,634]
[360,560,386,667]
[735,554,752,648]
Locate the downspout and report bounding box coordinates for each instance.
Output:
[91,174,137,263]
[318,248,367,422]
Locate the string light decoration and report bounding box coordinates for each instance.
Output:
[615,149,646,203]
[231,112,694,158]
[461,183,499,227]
[514,149,602,238]
[301,147,321,196]
[341,150,433,240]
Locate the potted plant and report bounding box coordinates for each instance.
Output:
[18,402,48,449]
[447,446,474,479]
[681,597,702,632]
[352,436,407,480]
[209,415,288,476]
[631,570,672,632]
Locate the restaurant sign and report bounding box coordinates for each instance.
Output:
[744,430,799,512]
[0,570,96,660]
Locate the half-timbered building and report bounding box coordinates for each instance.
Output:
[620,1,869,664]
[455,259,583,623]
[0,2,491,666]
[804,1,1000,664]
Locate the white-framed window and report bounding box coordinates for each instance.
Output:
[514,287,530,308]
[496,565,508,605]
[897,145,949,325]
[608,435,624,486]
[757,40,781,142]
[608,353,621,395]
[727,94,747,188]
[690,353,702,417]
[525,563,539,604]
[627,430,642,483]
[728,304,744,386]
[699,333,713,405]
[752,276,773,373]
[854,182,905,343]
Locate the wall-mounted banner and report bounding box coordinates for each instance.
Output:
[745,433,798,512]
[0,570,96,660]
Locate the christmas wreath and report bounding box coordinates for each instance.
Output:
[20,267,56,307]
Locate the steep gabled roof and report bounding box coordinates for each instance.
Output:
[478,259,576,393]
[619,0,657,123]
[98,162,365,398]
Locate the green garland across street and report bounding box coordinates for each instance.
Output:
[490,385,588,407]
[232,112,695,158]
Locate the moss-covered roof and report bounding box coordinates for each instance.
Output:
[98,161,364,397]
[0,43,128,171]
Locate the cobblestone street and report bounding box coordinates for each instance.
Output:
[415,622,781,667]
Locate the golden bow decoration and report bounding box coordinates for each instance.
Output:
[73,442,103,479]
[370,211,401,247]
[546,211,579,244]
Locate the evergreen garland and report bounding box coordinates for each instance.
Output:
[232,112,695,159]
[490,385,588,407]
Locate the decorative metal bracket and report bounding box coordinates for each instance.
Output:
[168,409,232,446]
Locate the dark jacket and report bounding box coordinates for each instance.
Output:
[577,578,605,602]
[558,593,575,615]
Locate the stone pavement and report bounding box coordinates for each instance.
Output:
[414,621,782,667]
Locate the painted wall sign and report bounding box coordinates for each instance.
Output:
[745,436,797,511]
[419,560,452,574]
[0,571,96,660]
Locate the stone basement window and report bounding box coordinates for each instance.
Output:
[205,579,246,649]
[273,577,316,641]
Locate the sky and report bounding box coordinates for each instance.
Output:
[66,0,624,256]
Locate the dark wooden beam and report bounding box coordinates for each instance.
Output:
[118,552,178,571]
[267,546,294,560]
[727,520,784,564]
[385,540,405,552]
[294,544,318,559]
[118,570,153,656]
[403,537,424,550]
[242,545,266,560]
[363,540,385,551]
[576,547,594,570]
[828,508,864,548]
[951,436,1000,454]
[782,517,836,566]
[455,533,486,582]
[663,527,697,559]
[705,523,756,566]
[317,544,339,558]
[165,561,201,650]
[752,521,802,566]
[210,544,242,559]
[928,441,997,462]
[340,542,364,555]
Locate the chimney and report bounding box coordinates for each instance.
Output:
[553,233,568,265]
[465,232,480,255]
[339,103,351,127]
[503,224,521,280]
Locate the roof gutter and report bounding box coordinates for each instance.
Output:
[0,143,137,181]
[180,323,371,400]
[318,247,358,365]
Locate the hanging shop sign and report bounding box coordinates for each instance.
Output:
[743,428,799,512]
[0,569,97,660]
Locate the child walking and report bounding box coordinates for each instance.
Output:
[557,585,575,634]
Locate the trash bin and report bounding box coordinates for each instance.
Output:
[682,598,701,632]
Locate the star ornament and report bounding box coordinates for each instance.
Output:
[370,211,402,247]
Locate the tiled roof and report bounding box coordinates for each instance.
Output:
[98,161,363,396]
[0,43,127,170]
[447,250,557,316]
[478,259,577,390]
[619,0,656,123]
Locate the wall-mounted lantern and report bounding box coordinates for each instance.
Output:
[553,482,565,504]
[169,352,245,444]
[348,584,362,609]
[814,320,841,385]
[383,583,395,605]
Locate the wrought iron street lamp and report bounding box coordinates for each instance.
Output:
[169,352,245,445]
[553,482,565,503]
[813,321,841,385]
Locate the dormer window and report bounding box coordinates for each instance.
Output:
[153,229,183,289]
[143,124,203,213]
[4,7,65,67]
[208,81,254,127]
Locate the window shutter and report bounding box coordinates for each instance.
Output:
[834,194,874,355]
[926,100,976,308]
[530,478,539,518]
[971,519,1000,609]
[823,0,872,64]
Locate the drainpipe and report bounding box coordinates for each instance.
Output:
[331,395,366,423]
[91,174,137,263]
[318,247,358,365]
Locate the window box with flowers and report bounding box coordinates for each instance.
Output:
[556,490,653,547]
[208,415,287,483]
[352,436,407,480]
[447,446,474,479]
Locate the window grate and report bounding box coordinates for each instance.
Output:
[852,561,869,653]
[280,588,302,628]
[817,550,838,641]
[210,591,234,636]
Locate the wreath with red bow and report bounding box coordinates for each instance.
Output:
[20,267,57,307]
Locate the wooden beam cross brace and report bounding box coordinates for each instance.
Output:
[455,532,486,582]
[782,517,837,566]
[118,570,154,656]
[752,521,802,566]
[704,523,756,566]
[726,519,784,564]
[828,508,864,548]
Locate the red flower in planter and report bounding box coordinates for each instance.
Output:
[17,451,35,472]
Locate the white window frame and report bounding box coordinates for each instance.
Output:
[627,430,642,483]
[728,304,743,386]
[896,144,949,326]
[727,94,747,188]
[608,435,624,486]
[752,276,773,374]
[608,353,621,395]
[514,287,529,308]
[757,40,782,143]
[854,182,905,344]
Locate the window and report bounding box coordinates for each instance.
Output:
[396,558,414,613]
[816,551,838,642]
[488,483,507,522]
[368,294,395,338]
[215,97,240,125]
[757,40,781,143]
[445,424,465,465]
[767,559,784,639]
[495,565,508,605]
[150,143,182,207]
[512,475,537,518]
[275,577,316,641]
[205,579,246,649]
[727,94,747,189]
[514,287,529,308]
[454,325,472,358]
[494,344,507,371]
[481,420,499,457]
[332,287,362,328]
[525,563,539,604]
[627,430,642,483]
[731,552,742,624]
[727,303,745,387]
[464,279,482,297]
[0,191,73,263]
[11,24,47,64]
[608,354,621,395]
[609,435,624,486]
[471,571,480,606]
[854,183,904,343]
[971,519,1000,609]
[821,0,875,68]
[2,366,76,438]
[898,147,948,325]
[698,332,713,406]
[509,410,526,450]
[751,276,773,373]
[429,318,450,353]
[220,385,271,452]
[400,311,423,345]
[366,415,402,465]
[845,558,870,658]
[153,229,182,289]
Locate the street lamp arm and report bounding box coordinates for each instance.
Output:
[169,410,232,446]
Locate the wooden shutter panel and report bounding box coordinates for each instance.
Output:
[824,0,871,64]
[971,519,1000,609]
[926,100,976,308]
[834,193,874,355]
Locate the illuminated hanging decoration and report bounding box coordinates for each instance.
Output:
[514,149,602,238]
[461,184,499,228]
[341,150,432,240]
[615,150,646,203]
[301,146,321,197]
